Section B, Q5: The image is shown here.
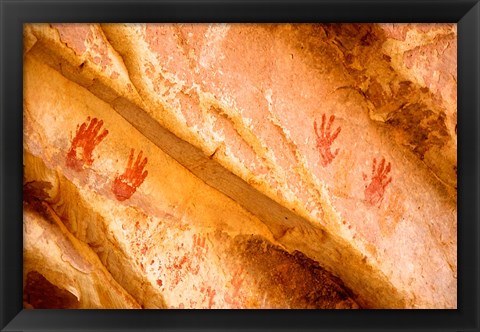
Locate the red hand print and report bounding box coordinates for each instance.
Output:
[363,157,392,206]
[192,234,208,256]
[200,284,216,309]
[188,234,208,275]
[224,268,246,308]
[314,114,342,167]
[112,149,148,201]
[167,234,209,290]
[66,117,108,172]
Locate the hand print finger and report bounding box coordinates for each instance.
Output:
[77,116,91,135]
[90,119,103,138]
[75,123,81,136]
[90,119,108,145]
[313,120,320,138]
[127,148,135,170]
[132,170,148,188]
[139,156,148,170]
[122,149,134,179]
[384,177,392,189]
[194,235,205,249]
[319,150,328,166]
[383,162,391,176]
[377,158,386,175]
[133,155,148,187]
[93,128,109,146]
[134,150,144,168]
[76,121,88,137]
[320,114,326,135]
[371,158,377,176]
[92,121,108,145]
[326,115,335,133]
[333,148,339,158]
[330,126,341,143]
[85,117,99,136]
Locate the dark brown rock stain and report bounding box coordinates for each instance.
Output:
[24,271,79,309]
[23,180,55,224]
[385,104,449,160]
[230,235,361,309]
[316,24,455,190]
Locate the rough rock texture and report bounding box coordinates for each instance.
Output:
[23,203,141,309]
[23,53,360,309]
[23,23,457,309]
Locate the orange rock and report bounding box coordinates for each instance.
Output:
[23,23,457,309]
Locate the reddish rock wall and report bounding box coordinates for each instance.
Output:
[23,23,457,309]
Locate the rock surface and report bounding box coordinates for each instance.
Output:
[23,54,360,309]
[23,23,457,309]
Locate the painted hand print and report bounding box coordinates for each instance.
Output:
[166,234,209,290]
[66,117,108,172]
[314,114,342,166]
[112,149,148,201]
[187,234,208,276]
[177,235,208,278]
[363,157,392,206]
[200,283,217,309]
[224,267,246,308]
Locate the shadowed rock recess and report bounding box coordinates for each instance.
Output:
[23,23,456,309]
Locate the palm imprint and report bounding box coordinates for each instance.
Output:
[112,149,148,201]
[314,114,341,167]
[363,157,392,206]
[66,117,108,172]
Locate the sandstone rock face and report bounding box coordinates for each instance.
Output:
[23,203,141,309]
[23,23,457,309]
[23,54,359,309]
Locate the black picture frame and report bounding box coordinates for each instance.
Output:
[1,0,479,331]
